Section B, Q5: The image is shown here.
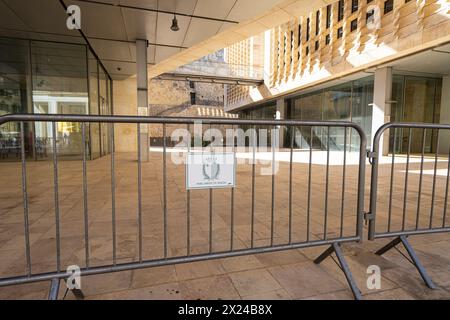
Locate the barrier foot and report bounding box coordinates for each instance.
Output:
[71,288,85,300]
[63,279,85,300]
[314,242,362,300]
[375,235,436,289]
[48,278,60,300]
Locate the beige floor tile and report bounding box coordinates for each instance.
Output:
[242,289,292,300]
[179,275,240,300]
[175,260,226,281]
[229,269,281,297]
[131,265,177,289]
[268,261,346,299]
[219,255,264,273]
[88,282,183,300]
[364,288,417,300]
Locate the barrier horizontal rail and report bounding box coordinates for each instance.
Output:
[0,114,367,300]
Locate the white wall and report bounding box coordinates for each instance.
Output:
[372,67,392,155]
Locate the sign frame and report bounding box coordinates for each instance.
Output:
[185,152,236,190]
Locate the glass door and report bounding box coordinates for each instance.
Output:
[391,76,441,154]
[56,102,87,158]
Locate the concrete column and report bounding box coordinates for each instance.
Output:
[136,39,149,161]
[372,67,392,155]
[276,98,285,147]
[439,76,450,155]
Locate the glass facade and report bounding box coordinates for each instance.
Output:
[235,77,374,151]
[235,74,444,155]
[0,37,113,161]
[236,102,277,146]
[286,76,374,151]
[390,75,442,154]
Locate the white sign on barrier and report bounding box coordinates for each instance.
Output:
[186,152,236,190]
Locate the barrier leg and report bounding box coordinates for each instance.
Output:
[63,279,85,300]
[314,242,362,300]
[70,288,85,300]
[48,278,60,300]
[374,237,402,255]
[375,235,436,289]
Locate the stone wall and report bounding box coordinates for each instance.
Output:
[113,77,234,152]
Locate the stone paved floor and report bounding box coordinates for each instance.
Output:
[1,148,450,300]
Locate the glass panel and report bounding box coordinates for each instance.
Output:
[390,75,441,154]
[262,104,276,146]
[323,83,351,151]
[0,38,32,160]
[88,50,100,159]
[403,77,437,153]
[390,75,404,154]
[351,76,374,150]
[294,92,323,149]
[99,65,110,156]
[31,40,88,159]
[0,37,111,162]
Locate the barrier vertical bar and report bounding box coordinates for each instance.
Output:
[51,122,61,272]
[137,124,143,262]
[110,123,116,265]
[163,123,168,258]
[415,129,426,229]
[429,129,440,228]
[81,123,90,268]
[307,126,313,242]
[20,121,31,276]
[230,125,235,251]
[288,126,294,244]
[186,124,191,256]
[402,128,412,231]
[387,128,397,232]
[340,127,347,237]
[251,125,256,248]
[209,124,213,253]
[324,127,330,240]
[270,125,276,246]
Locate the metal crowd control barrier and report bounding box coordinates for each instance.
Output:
[0,114,367,300]
[368,122,450,290]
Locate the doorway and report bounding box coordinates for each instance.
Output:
[390,75,442,154]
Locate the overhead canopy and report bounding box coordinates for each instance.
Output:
[2,0,318,79]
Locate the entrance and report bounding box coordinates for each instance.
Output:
[390,75,442,154]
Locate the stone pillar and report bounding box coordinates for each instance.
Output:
[439,76,450,155]
[372,67,392,155]
[136,39,149,161]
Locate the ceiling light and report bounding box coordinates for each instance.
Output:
[171,13,180,32]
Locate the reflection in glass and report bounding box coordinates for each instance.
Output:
[0,38,32,160]
[390,75,442,154]
[88,51,101,159]
[0,37,113,162]
[286,77,374,151]
[31,41,88,160]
